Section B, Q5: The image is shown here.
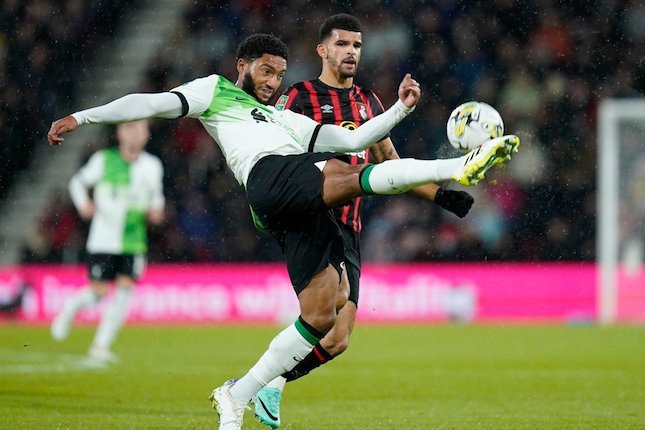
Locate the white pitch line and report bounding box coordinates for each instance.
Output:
[0,349,110,374]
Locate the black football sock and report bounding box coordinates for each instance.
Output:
[282,343,333,382]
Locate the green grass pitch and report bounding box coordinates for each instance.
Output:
[1,324,644,429]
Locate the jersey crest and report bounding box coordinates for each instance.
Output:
[356,102,369,120]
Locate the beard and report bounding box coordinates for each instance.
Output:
[242,72,268,105]
[329,57,356,79]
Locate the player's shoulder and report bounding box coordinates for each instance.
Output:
[352,82,380,99]
[82,149,108,167]
[275,80,314,110]
[97,147,116,158]
[286,79,317,92]
[176,73,222,90]
[140,151,162,165]
[283,79,325,97]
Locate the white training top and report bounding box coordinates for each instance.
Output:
[69,148,165,255]
[72,74,414,186]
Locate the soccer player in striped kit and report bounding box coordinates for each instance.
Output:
[253,14,475,428]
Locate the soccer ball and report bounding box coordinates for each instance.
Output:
[446,101,504,151]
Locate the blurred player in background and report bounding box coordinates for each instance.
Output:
[252,14,474,428]
[51,120,165,363]
[47,33,517,429]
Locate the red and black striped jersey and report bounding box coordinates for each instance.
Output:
[275,79,387,232]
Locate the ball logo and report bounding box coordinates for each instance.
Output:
[483,121,503,138]
[453,103,478,138]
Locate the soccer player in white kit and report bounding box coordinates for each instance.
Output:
[47,34,518,428]
[51,120,165,364]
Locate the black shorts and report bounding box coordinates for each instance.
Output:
[87,253,146,281]
[246,153,347,293]
[340,226,361,306]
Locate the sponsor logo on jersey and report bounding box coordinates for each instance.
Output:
[339,121,366,158]
[321,104,333,114]
[339,120,357,130]
[251,108,268,123]
[275,95,289,111]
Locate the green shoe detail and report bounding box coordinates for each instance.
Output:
[453,135,520,186]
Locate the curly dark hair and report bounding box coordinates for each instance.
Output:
[319,13,362,42]
[236,33,289,62]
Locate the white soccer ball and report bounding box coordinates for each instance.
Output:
[446,101,504,151]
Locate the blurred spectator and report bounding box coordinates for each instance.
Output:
[21,191,81,263]
[0,0,133,200]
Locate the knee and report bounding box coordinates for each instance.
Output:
[336,290,349,312]
[304,313,336,335]
[326,335,350,356]
[90,282,109,299]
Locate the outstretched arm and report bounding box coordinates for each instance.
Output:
[47,92,184,145]
[311,74,421,153]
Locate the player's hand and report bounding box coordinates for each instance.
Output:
[434,187,474,218]
[398,73,421,109]
[78,202,95,220]
[47,115,79,145]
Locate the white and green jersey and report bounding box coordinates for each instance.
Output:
[69,148,164,255]
[72,74,413,187]
[171,74,319,185]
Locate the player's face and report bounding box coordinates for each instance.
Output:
[239,54,287,104]
[320,29,362,79]
[117,120,149,162]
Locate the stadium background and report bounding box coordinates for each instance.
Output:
[4,0,643,265]
[2,3,645,429]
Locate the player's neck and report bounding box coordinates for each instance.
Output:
[318,69,353,89]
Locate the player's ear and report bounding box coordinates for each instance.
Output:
[236,58,248,74]
[316,43,326,59]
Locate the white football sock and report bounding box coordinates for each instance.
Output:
[360,158,463,194]
[229,319,319,403]
[92,287,132,349]
[52,288,101,341]
[61,287,101,318]
[266,376,287,391]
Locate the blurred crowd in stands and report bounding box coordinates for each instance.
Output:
[0,0,134,199]
[7,0,645,263]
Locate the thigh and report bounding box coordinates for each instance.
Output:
[87,254,117,281]
[280,209,345,293]
[114,254,146,281]
[321,158,367,207]
[341,228,362,306]
[246,153,344,231]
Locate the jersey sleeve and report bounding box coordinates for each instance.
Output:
[282,109,321,152]
[148,156,165,210]
[170,75,220,118]
[68,151,104,209]
[368,90,387,116]
[368,90,390,142]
